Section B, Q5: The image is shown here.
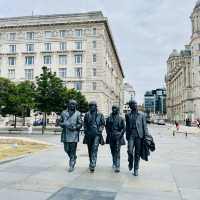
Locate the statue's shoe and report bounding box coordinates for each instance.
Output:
[89,167,95,173]
[68,166,75,173]
[128,163,133,171]
[133,170,139,176]
[114,168,120,173]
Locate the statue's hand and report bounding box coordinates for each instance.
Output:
[98,126,104,132]
[67,124,77,131]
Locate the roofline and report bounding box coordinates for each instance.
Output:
[0,12,124,77]
[0,11,103,21]
[103,20,125,78]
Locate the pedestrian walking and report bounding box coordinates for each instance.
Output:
[175,121,180,131]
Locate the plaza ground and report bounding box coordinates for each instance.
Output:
[0,124,200,200]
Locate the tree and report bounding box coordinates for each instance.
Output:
[35,66,89,134]
[35,66,64,134]
[62,88,89,113]
[0,78,36,127]
[16,81,35,125]
[0,77,13,111]
[0,78,20,127]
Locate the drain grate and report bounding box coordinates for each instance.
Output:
[48,187,116,200]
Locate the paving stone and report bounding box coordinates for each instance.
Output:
[180,188,200,200]
[47,187,116,200]
[171,164,200,189]
[0,188,52,200]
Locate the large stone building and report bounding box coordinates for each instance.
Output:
[166,1,200,122]
[0,11,124,115]
[123,82,136,114]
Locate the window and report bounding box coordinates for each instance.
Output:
[9,45,16,53]
[25,56,34,65]
[8,69,15,79]
[74,81,82,90]
[45,31,52,38]
[58,68,67,78]
[60,30,66,37]
[92,82,97,90]
[75,41,82,50]
[93,54,97,63]
[198,44,200,51]
[8,57,16,66]
[75,54,82,64]
[25,69,34,80]
[9,33,16,41]
[92,40,96,48]
[26,44,34,52]
[44,56,51,65]
[59,55,67,65]
[75,29,82,37]
[199,56,200,65]
[60,42,67,51]
[75,67,82,78]
[93,68,97,76]
[44,43,51,51]
[26,32,34,40]
[92,28,96,35]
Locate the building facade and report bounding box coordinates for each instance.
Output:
[123,82,135,113]
[166,1,200,122]
[166,47,192,122]
[0,11,124,116]
[144,88,166,115]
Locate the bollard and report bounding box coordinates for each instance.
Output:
[173,130,175,136]
[185,132,188,138]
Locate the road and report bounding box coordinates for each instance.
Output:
[0,124,200,200]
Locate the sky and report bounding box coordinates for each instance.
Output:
[0,0,197,103]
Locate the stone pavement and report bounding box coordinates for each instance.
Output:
[0,124,200,200]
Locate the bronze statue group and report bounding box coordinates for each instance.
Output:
[60,99,155,176]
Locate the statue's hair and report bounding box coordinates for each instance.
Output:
[89,101,97,106]
[112,105,119,110]
[128,100,137,106]
[68,99,78,106]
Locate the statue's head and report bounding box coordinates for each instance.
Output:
[89,101,97,112]
[112,105,119,115]
[68,99,77,111]
[128,100,138,112]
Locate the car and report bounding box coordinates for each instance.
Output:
[157,119,166,125]
[33,119,44,126]
[153,119,159,124]
[146,117,151,124]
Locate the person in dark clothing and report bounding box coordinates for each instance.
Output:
[83,101,105,173]
[125,100,149,176]
[175,121,180,131]
[105,105,125,173]
[60,100,82,172]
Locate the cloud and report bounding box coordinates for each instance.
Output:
[0,0,197,103]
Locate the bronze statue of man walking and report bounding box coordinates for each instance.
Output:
[83,101,105,173]
[106,105,125,173]
[60,100,82,172]
[125,100,149,176]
